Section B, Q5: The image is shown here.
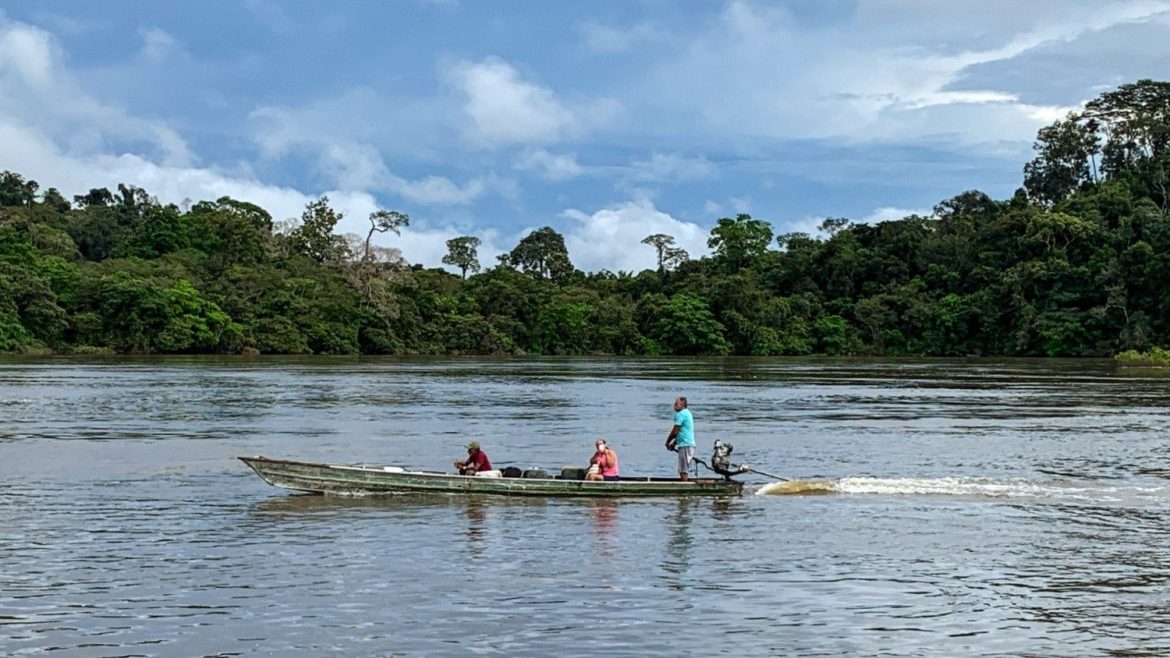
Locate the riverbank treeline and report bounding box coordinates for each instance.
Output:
[3,80,1170,357]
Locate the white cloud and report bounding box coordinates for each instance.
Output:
[628,152,717,182]
[729,196,752,213]
[0,113,510,270]
[514,148,583,180]
[0,20,55,87]
[644,0,1170,146]
[0,17,192,166]
[0,16,511,273]
[393,175,486,206]
[248,87,460,164]
[776,215,830,238]
[858,206,932,224]
[446,56,620,146]
[392,225,506,272]
[777,205,933,237]
[447,57,577,145]
[138,27,181,61]
[250,105,489,205]
[561,199,710,273]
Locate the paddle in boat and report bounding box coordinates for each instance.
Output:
[239,441,752,498]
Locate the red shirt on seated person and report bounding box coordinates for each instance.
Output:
[455,442,492,475]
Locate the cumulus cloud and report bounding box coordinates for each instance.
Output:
[0,113,510,270]
[645,0,1170,146]
[138,27,182,61]
[775,205,933,238]
[858,206,932,223]
[0,16,192,165]
[447,57,577,145]
[6,2,1166,276]
[514,148,583,180]
[0,21,55,86]
[0,15,516,274]
[446,56,620,146]
[561,199,710,273]
[250,104,490,205]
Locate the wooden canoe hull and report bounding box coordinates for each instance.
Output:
[239,456,743,498]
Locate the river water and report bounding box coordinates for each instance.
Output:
[2,357,1169,657]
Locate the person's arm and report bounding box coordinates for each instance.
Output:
[472,452,490,473]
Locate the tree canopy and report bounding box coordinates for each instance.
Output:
[3,80,1170,357]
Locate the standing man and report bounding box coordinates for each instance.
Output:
[665,396,695,481]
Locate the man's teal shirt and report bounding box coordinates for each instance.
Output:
[673,408,695,447]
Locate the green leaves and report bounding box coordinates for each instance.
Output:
[442,236,481,278]
[284,197,350,264]
[651,293,729,356]
[5,77,1170,358]
[708,213,773,272]
[507,226,574,281]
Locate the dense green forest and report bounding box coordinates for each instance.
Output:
[2,80,1170,357]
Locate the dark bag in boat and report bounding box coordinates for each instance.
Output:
[522,468,549,479]
[561,467,587,480]
[501,466,523,478]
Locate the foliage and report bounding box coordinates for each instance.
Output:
[507,226,574,281]
[641,233,689,273]
[1115,347,1170,367]
[4,80,1170,357]
[284,197,350,263]
[708,213,773,271]
[442,236,481,279]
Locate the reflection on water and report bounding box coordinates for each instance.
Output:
[465,497,488,556]
[588,499,619,559]
[3,357,1170,656]
[663,499,694,586]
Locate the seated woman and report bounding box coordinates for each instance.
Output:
[586,439,619,481]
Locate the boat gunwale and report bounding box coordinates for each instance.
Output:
[239,455,743,496]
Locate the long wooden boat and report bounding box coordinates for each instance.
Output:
[239,456,744,498]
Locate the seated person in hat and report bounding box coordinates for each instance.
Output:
[455,441,492,476]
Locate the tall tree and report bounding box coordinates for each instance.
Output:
[1084,79,1170,171]
[708,213,773,271]
[188,197,274,273]
[1023,114,1099,206]
[641,233,675,272]
[73,187,114,208]
[443,236,481,278]
[0,171,38,207]
[508,226,573,281]
[285,197,349,263]
[1084,79,1170,208]
[363,210,409,262]
[663,246,689,272]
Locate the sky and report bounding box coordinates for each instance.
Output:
[2,1,1169,273]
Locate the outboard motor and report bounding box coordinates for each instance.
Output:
[710,440,749,479]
